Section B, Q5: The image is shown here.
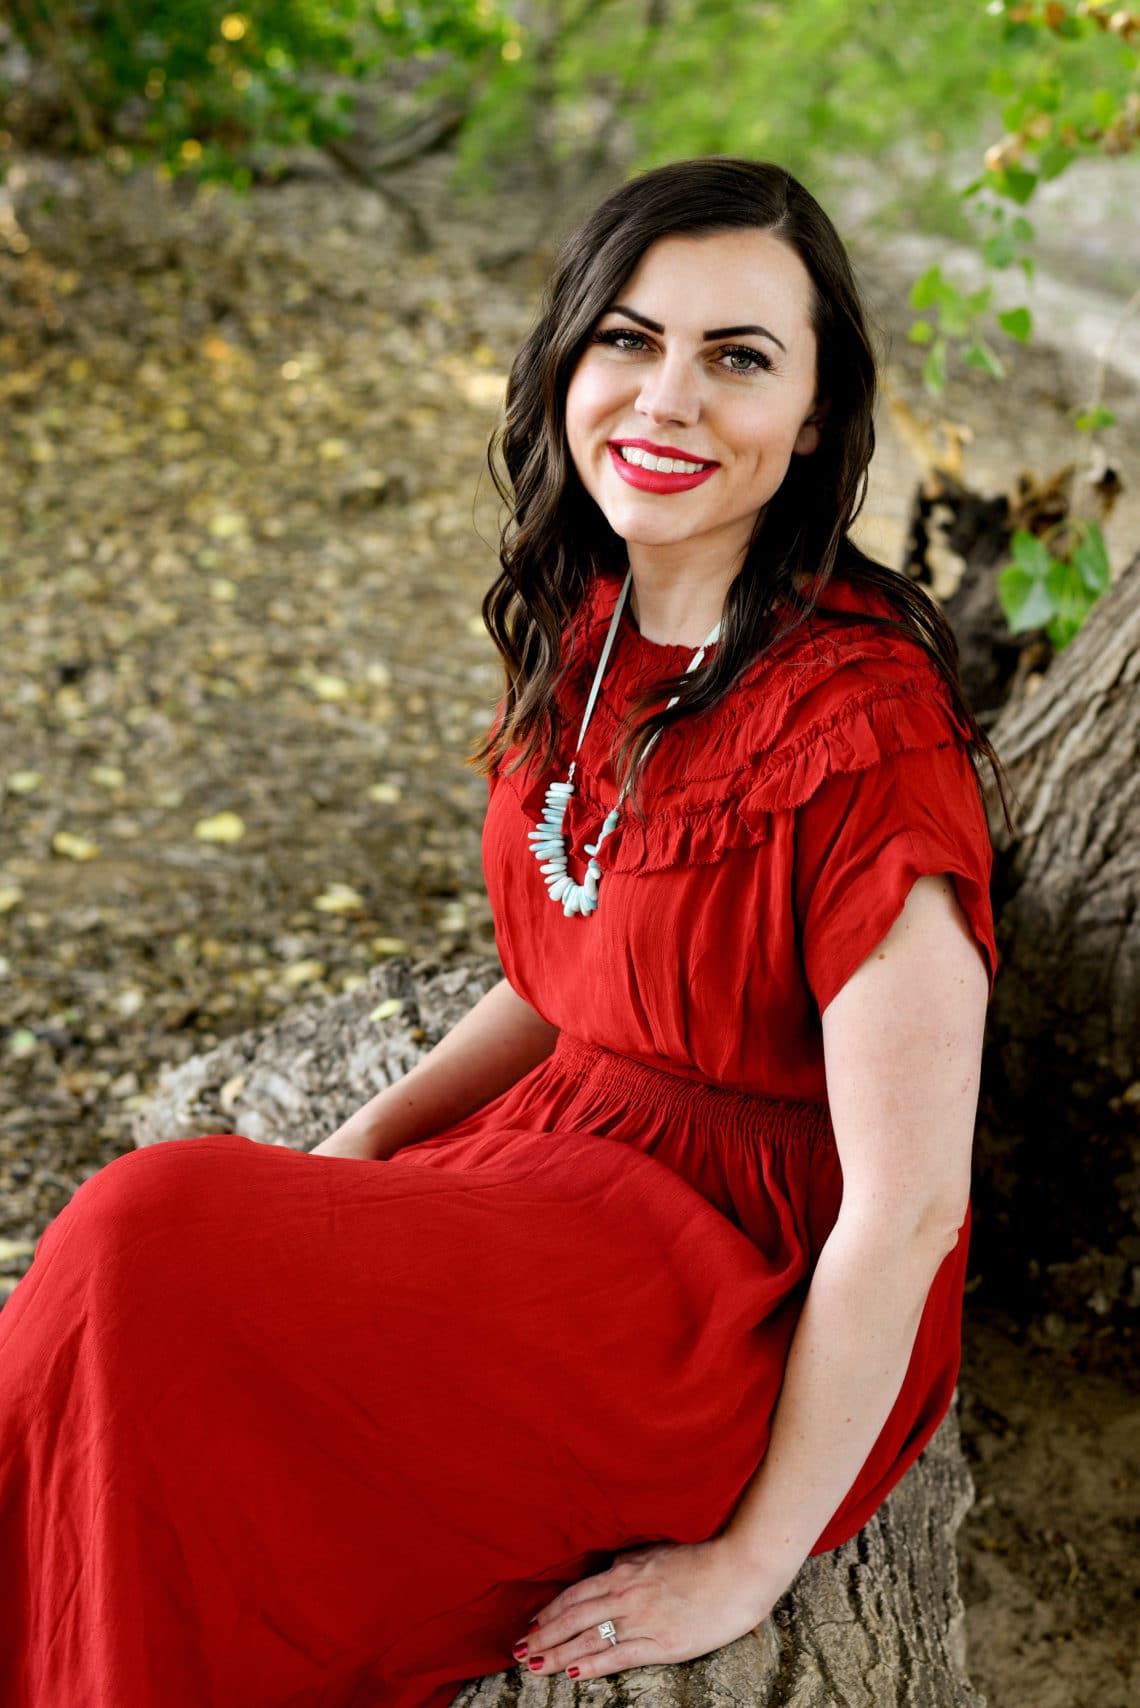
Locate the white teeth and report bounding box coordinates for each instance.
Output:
[618,446,707,475]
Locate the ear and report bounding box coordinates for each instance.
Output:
[793,397,830,456]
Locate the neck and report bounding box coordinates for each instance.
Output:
[627,561,735,648]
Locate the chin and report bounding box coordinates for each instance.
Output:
[599,497,699,537]
[606,519,695,549]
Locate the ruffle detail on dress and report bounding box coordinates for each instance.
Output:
[498,674,974,875]
[495,572,977,876]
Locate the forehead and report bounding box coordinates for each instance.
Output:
[613,228,816,332]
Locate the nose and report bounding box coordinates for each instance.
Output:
[635,350,701,428]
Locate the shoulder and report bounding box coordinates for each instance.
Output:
[763,566,945,693]
[721,569,974,813]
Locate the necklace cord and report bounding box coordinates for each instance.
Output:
[530,574,720,918]
[573,570,633,753]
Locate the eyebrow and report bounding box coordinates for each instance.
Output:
[607,302,787,353]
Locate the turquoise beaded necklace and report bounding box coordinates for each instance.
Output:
[528,569,721,918]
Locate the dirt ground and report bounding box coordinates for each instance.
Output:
[957,1311,1139,1707]
[1,147,1137,1705]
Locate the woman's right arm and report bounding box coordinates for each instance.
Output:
[308,977,559,1160]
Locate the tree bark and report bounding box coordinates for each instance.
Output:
[133,958,983,1707]
[975,550,1140,1320]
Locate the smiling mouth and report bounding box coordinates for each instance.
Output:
[610,443,716,474]
[607,443,718,493]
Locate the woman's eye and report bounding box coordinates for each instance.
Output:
[721,347,772,373]
[594,329,646,351]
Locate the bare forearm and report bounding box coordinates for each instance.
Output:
[315,978,558,1160]
[721,1209,961,1580]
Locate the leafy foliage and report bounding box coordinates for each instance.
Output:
[907,2,1137,397]
[4,3,1136,207]
[1,2,511,181]
[998,521,1112,649]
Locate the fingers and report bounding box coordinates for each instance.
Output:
[516,1545,675,1678]
[517,1593,668,1681]
[533,1544,662,1627]
[522,1634,663,1682]
[522,1591,616,1657]
[535,1561,624,1624]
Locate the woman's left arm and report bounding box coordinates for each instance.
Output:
[520,873,989,1680]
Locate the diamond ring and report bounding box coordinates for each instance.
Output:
[597,1620,618,1646]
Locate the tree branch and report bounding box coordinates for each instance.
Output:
[12,0,104,153]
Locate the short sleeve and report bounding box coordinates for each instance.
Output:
[793,743,998,1015]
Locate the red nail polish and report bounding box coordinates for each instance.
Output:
[512,1643,528,1659]
[527,1621,539,1632]
[567,1666,581,1679]
[527,1656,544,1671]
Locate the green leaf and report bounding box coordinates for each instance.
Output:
[993,165,1039,205]
[1010,529,1053,579]
[1011,216,1035,242]
[1002,97,1027,132]
[1036,141,1076,181]
[1002,22,1038,48]
[998,306,1033,342]
[999,564,1055,634]
[1018,255,1036,281]
[908,318,934,345]
[909,266,945,311]
[1074,406,1116,433]
[938,290,972,337]
[1092,88,1119,129]
[1072,527,1111,595]
[1046,612,1083,650]
[983,231,1016,269]
[1045,558,1093,638]
[922,337,948,396]
[964,340,1005,380]
[1031,76,1061,115]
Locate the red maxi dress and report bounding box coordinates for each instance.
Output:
[0,572,997,1708]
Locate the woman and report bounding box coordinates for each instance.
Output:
[0,158,1000,1707]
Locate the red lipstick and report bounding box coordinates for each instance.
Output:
[607,443,718,494]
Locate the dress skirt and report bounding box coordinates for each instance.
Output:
[0,1036,969,1708]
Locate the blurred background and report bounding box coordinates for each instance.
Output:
[0,5,1137,1703]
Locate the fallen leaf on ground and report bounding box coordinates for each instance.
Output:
[279,959,326,988]
[0,1237,36,1267]
[208,512,247,539]
[52,831,100,861]
[310,674,350,702]
[193,812,246,843]
[313,883,366,914]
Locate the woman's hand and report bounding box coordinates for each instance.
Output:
[512,1537,791,1682]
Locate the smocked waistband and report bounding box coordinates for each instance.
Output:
[552,1034,834,1148]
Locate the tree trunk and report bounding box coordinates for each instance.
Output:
[975,550,1140,1321]
[133,958,983,1707]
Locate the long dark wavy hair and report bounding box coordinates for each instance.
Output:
[472,156,1007,816]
